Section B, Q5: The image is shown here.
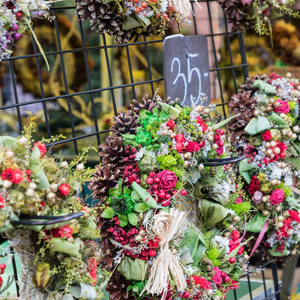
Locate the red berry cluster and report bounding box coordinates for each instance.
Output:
[229,233,244,256]
[249,175,260,195]
[245,144,257,164]
[124,144,138,160]
[123,165,141,185]
[108,225,159,260]
[0,263,6,287]
[88,258,98,285]
[146,172,176,206]
[214,129,225,157]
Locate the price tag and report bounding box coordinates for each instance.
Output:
[163,34,210,106]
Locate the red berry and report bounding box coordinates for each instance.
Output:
[182,291,190,298]
[149,249,156,257]
[161,200,171,206]
[214,134,220,141]
[158,192,166,198]
[115,220,120,225]
[146,177,154,185]
[0,276,2,287]
[229,257,236,264]
[180,189,188,196]
[141,1,148,7]
[165,193,171,200]
[149,172,155,177]
[154,177,160,183]
[113,216,118,221]
[219,129,225,135]
[108,228,114,233]
[154,190,159,195]
[218,140,224,146]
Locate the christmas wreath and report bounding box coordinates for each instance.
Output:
[0,117,102,299]
[227,72,300,258]
[89,96,251,300]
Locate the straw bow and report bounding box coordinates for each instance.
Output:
[141,208,187,299]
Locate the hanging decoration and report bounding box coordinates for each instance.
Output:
[76,0,192,44]
[0,0,59,67]
[0,117,102,299]
[89,96,251,300]
[216,0,299,36]
[227,72,300,258]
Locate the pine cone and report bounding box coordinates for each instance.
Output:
[111,111,139,136]
[239,74,268,94]
[88,164,119,202]
[129,96,157,114]
[99,135,134,171]
[76,0,135,44]
[106,272,134,300]
[99,237,118,272]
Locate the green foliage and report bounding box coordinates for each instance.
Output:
[206,247,221,267]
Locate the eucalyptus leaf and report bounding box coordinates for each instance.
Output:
[246,213,269,233]
[65,282,97,300]
[118,214,128,227]
[131,182,157,208]
[128,212,138,226]
[30,147,50,190]
[134,203,149,213]
[0,136,17,147]
[123,15,142,30]
[101,207,116,219]
[131,190,141,202]
[212,113,240,130]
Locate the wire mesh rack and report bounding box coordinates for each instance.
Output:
[0,0,287,299]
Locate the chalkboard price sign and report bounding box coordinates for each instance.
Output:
[163,34,210,107]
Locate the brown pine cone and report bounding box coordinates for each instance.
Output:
[111,110,139,136]
[88,164,119,202]
[128,95,157,114]
[106,271,134,300]
[99,135,134,171]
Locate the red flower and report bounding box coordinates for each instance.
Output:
[288,210,300,223]
[175,134,185,143]
[12,169,23,184]
[0,196,5,209]
[59,183,70,196]
[1,169,14,183]
[33,142,47,157]
[262,131,271,141]
[216,147,224,156]
[195,116,208,132]
[211,267,222,287]
[58,225,73,238]
[176,142,185,153]
[270,189,285,205]
[186,142,201,152]
[192,275,212,289]
[156,170,177,191]
[166,120,175,130]
[274,99,290,114]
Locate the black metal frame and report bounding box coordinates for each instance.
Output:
[0,0,284,299]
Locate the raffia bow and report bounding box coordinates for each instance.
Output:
[141,208,187,299]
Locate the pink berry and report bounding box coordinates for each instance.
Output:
[229,257,236,264]
[149,172,155,177]
[115,220,120,225]
[158,191,166,198]
[154,190,159,195]
[154,177,160,184]
[165,193,171,200]
[218,140,224,146]
[182,291,190,298]
[219,129,225,135]
[180,189,188,196]
[214,134,220,141]
[14,33,21,41]
[146,177,154,185]
[152,184,158,190]
[149,249,156,257]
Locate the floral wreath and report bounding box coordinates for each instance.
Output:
[0,118,102,299]
[227,72,300,258]
[89,96,251,300]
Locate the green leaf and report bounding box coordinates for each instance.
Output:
[30,147,50,190]
[123,15,142,30]
[109,188,121,198]
[0,136,17,147]
[244,116,271,136]
[131,182,157,208]
[246,213,269,233]
[49,238,80,257]
[268,245,288,257]
[118,214,128,227]
[64,282,97,300]
[128,212,138,226]
[117,257,147,281]
[239,159,255,184]
[132,284,139,293]
[138,15,151,28]
[212,113,240,130]
[134,203,149,213]
[131,190,141,202]
[101,207,116,219]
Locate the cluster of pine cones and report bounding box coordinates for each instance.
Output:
[226,74,269,145]
[76,0,136,43]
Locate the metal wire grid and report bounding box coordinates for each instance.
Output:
[0,0,284,299]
